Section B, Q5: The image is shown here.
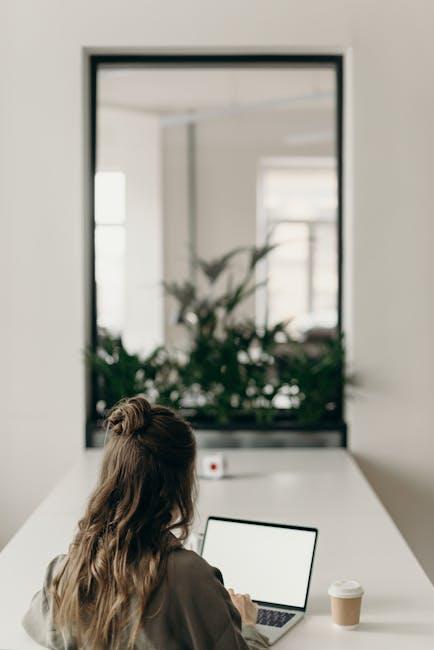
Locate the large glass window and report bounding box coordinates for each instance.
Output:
[89,55,343,445]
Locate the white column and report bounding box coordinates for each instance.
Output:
[98,106,163,356]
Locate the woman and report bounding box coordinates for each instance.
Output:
[23,396,268,649]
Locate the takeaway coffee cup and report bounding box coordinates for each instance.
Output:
[328,580,364,629]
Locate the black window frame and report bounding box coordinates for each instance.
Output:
[87,53,345,447]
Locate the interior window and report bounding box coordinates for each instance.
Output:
[257,159,338,336]
[94,171,126,335]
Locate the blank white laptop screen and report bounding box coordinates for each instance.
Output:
[201,519,317,609]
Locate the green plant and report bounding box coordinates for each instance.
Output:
[88,245,345,427]
[86,332,144,412]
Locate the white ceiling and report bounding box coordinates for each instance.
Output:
[98,65,335,115]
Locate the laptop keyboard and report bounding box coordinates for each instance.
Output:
[257,608,295,628]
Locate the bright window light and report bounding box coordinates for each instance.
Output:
[95,171,126,225]
[95,171,126,334]
[257,159,338,335]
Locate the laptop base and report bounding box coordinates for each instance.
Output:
[256,609,304,645]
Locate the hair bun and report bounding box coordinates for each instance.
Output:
[106,396,153,438]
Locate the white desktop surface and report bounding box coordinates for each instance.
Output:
[0,448,433,648]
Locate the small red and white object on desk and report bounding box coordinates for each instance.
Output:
[202,453,226,479]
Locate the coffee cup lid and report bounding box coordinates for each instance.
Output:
[328,580,364,599]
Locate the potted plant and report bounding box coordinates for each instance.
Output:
[87,245,346,447]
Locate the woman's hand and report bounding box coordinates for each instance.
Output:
[228,588,258,626]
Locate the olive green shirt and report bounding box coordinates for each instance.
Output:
[23,549,269,649]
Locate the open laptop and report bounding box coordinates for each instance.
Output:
[201,516,318,645]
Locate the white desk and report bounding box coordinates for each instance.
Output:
[0,449,433,648]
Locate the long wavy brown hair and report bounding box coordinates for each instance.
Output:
[52,396,197,649]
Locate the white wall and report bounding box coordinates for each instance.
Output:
[1,0,434,582]
[163,105,334,339]
[98,107,164,355]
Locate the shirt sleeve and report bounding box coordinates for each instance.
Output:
[172,552,269,649]
[214,571,269,650]
[241,624,270,650]
[22,555,69,650]
[214,611,270,649]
